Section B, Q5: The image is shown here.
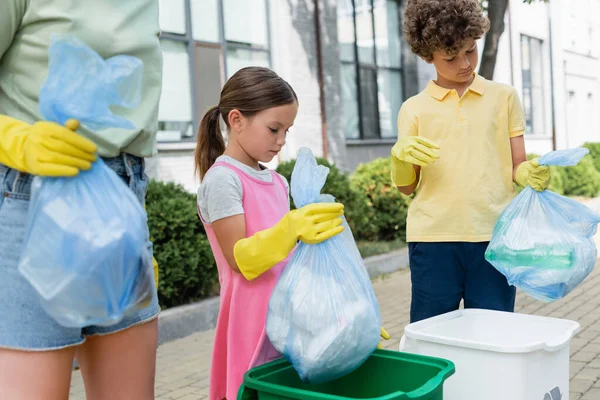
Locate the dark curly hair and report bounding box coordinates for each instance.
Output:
[404,0,490,62]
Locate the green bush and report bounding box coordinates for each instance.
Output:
[351,157,411,242]
[583,142,600,172]
[547,166,565,195]
[558,154,600,198]
[276,158,374,240]
[146,180,219,309]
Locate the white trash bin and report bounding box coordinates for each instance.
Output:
[399,309,580,400]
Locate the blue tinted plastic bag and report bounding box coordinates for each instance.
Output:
[17,35,154,328]
[39,35,143,130]
[485,148,600,302]
[266,147,381,384]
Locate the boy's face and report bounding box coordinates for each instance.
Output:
[429,39,479,84]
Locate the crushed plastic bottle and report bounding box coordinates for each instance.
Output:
[485,246,574,270]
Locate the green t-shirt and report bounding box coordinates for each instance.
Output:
[0,0,163,158]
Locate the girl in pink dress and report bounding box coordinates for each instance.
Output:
[195,67,345,400]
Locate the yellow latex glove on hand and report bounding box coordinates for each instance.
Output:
[152,256,159,288]
[0,116,97,177]
[515,158,551,191]
[143,204,160,289]
[234,203,345,281]
[390,136,440,186]
[378,327,391,349]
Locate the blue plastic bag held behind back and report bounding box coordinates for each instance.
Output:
[17,35,154,328]
[266,147,382,384]
[485,148,600,302]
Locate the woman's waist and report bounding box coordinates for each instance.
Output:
[0,153,145,197]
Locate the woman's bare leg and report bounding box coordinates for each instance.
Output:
[76,318,158,400]
[0,346,76,400]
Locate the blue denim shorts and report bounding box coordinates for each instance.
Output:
[0,154,160,351]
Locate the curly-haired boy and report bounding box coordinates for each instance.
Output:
[392,0,551,323]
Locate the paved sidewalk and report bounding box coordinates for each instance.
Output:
[70,259,600,400]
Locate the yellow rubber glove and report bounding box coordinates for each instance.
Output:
[152,256,159,288]
[515,158,551,191]
[233,203,345,281]
[390,136,440,186]
[378,327,391,349]
[0,116,97,176]
[143,204,160,289]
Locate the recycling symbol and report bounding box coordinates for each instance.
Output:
[543,387,562,400]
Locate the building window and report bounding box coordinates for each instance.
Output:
[337,0,403,140]
[520,35,545,135]
[157,0,271,143]
[158,40,194,142]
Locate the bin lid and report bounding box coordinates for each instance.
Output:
[404,309,580,353]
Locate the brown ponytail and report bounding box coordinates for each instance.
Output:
[195,106,226,180]
[194,67,298,180]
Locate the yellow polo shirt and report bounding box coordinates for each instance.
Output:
[399,74,525,242]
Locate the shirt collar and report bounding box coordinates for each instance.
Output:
[425,73,486,101]
[469,73,486,95]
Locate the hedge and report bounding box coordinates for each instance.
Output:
[558,154,600,198]
[351,157,411,242]
[583,142,600,172]
[146,180,219,309]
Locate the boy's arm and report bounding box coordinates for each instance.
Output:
[511,134,550,190]
[391,104,439,195]
[510,135,527,181]
[508,88,527,180]
[508,89,551,191]
[396,166,420,195]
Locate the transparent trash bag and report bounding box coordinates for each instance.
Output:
[18,35,154,328]
[39,35,143,131]
[485,148,600,302]
[266,147,381,384]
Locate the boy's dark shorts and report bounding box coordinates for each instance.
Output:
[408,242,516,323]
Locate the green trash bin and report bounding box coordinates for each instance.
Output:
[237,349,455,400]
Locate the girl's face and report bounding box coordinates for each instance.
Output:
[235,102,299,164]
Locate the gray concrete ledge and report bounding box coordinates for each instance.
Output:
[364,247,409,278]
[158,296,220,345]
[157,246,409,345]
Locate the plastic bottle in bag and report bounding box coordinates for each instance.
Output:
[486,246,574,270]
